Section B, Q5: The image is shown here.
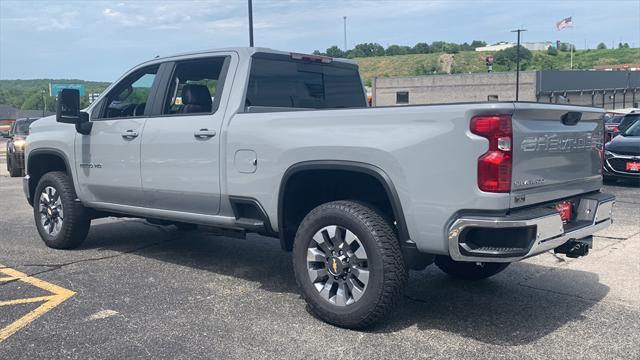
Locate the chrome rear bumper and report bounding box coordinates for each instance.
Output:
[448,192,615,263]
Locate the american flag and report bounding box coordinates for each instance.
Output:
[556,17,573,30]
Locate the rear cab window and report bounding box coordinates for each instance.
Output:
[244,52,366,111]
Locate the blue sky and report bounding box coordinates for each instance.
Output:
[1,0,639,81]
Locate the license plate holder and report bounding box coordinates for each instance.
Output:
[626,161,640,172]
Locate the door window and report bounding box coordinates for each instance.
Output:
[163,57,228,115]
[101,66,159,119]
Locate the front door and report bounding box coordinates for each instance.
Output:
[140,55,234,215]
[75,65,160,206]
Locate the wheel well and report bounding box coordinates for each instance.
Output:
[27,152,69,204]
[279,166,406,251]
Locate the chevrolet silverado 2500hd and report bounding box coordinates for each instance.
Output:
[24,47,614,328]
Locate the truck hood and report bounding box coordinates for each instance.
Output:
[606,135,640,156]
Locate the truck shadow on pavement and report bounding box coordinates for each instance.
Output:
[83,220,609,346]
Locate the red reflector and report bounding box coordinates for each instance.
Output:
[555,201,572,223]
[471,115,513,193]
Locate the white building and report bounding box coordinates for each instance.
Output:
[475,42,514,52]
[476,41,553,52]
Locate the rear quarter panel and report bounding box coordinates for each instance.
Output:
[225,103,516,254]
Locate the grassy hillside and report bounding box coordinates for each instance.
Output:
[0,79,110,112]
[356,47,640,85]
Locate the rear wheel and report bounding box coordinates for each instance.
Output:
[34,171,90,249]
[435,256,509,280]
[292,201,406,329]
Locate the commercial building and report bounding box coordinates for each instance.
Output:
[371,70,640,110]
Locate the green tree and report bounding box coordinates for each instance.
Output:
[412,42,430,54]
[470,40,487,49]
[443,43,460,54]
[325,46,345,58]
[547,46,558,56]
[385,44,409,56]
[430,41,446,53]
[494,45,532,71]
[597,42,607,50]
[351,43,385,57]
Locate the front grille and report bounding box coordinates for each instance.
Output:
[608,158,639,174]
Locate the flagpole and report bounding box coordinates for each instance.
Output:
[570,15,573,70]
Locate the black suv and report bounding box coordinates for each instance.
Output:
[4,117,38,177]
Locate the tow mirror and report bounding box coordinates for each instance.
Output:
[57,89,84,124]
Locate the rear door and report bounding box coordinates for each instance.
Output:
[139,54,235,215]
[510,103,604,208]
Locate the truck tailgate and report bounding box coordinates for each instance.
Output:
[511,103,604,208]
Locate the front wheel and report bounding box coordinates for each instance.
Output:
[34,171,91,249]
[8,156,22,177]
[292,201,407,329]
[435,256,509,280]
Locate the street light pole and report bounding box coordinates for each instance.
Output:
[248,0,254,47]
[343,16,347,51]
[511,28,527,101]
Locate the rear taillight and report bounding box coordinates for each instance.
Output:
[470,115,513,193]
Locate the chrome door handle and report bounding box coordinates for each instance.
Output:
[121,130,139,139]
[194,129,216,139]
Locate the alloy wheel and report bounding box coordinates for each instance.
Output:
[38,186,64,237]
[306,225,370,306]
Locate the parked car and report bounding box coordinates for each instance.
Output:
[4,117,39,177]
[604,120,640,183]
[23,48,614,328]
[604,114,625,141]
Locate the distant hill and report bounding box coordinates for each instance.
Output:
[0,79,110,112]
[356,47,640,85]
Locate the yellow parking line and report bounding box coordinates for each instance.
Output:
[0,277,18,282]
[0,296,56,307]
[0,265,75,342]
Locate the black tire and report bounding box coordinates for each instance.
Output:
[33,171,91,249]
[435,256,509,280]
[8,156,22,177]
[292,201,407,329]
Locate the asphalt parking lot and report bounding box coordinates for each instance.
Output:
[0,164,639,359]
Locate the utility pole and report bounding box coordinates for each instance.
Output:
[343,16,347,51]
[248,0,254,47]
[41,89,46,116]
[511,28,527,101]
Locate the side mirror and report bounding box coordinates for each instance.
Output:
[57,89,84,124]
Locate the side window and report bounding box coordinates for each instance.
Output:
[396,91,409,104]
[101,65,159,119]
[245,56,366,109]
[163,57,228,115]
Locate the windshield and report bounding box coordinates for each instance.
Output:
[606,115,624,124]
[13,119,36,135]
[623,120,640,136]
[618,114,640,132]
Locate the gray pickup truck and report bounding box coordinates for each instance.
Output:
[24,47,614,328]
